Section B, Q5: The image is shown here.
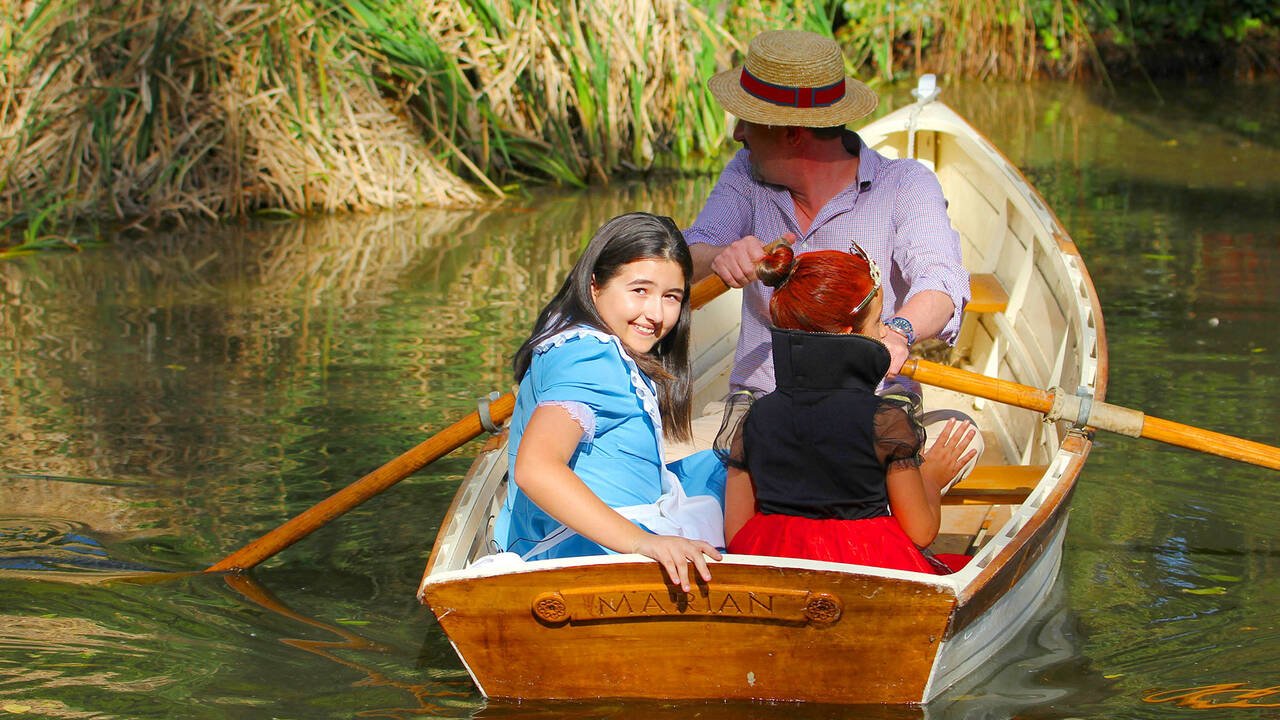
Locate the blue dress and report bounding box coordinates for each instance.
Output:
[493,327,726,561]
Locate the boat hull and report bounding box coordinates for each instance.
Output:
[423,559,956,703]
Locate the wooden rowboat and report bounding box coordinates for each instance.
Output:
[417,89,1108,704]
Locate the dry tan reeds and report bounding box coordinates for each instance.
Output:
[929,0,1099,80]
[837,0,1102,82]
[0,0,480,229]
[339,0,805,187]
[2,0,801,228]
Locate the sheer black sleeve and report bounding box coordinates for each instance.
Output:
[713,390,755,470]
[874,390,926,470]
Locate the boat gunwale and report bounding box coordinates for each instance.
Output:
[946,434,1089,635]
[422,431,508,580]
[421,545,961,592]
[881,100,1111,404]
[852,101,1108,639]
[852,100,1105,620]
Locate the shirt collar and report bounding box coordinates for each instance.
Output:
[769,326,890,391]
[751,131,878,232]
[848,130,879,192]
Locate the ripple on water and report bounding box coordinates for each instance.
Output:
[0,571,477,719]
[0,518,157,573]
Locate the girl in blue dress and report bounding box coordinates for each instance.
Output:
[492,212,726,591]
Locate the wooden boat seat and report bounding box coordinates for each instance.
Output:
[966,272,1010,314]
[942,464,1046,505]
[934,503,1014,555]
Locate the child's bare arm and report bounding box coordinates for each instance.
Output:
[921,419,978,492]
[886,464,942,546]
[723,467,756,544]
[514,404,720,590]
[888,419,979,546]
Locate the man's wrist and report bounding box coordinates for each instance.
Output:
[885,316,915,345]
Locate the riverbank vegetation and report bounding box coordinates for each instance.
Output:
[844,0,1280,82]
[2,0,1276,237]
[0,0,483,235]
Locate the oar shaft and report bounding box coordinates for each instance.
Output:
[206,392,516,572]
[900,358,1280,471]
[1141,415,1280,471]
[899,358,1056,414]
[690,274,731,309]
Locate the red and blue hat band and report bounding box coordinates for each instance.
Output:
[739,68,845,109]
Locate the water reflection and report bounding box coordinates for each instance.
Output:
[0,516,159,572]
[1,79,1279,717]
[222,574,481,719]
[0,180,716,573]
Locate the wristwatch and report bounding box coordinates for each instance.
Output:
[885,316,915,345]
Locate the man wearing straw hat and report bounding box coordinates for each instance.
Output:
[686,29,970,395]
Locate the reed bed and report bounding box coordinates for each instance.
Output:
[326,0,830,188]
[1,0,1154,231]
[839,0,1100,82]
[0,0,479,230]
[0,0,830,229]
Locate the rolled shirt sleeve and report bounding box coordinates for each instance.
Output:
[891,161,970,342]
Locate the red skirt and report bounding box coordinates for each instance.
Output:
[728,513,969,575]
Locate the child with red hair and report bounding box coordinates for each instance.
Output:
[720,241,975,573]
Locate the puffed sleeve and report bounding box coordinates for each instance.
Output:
[527,335,635,440]
[713,390,755,470]
[874,392,926,470]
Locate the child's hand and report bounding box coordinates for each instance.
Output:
[922,418,978,492]
[631,534,722,592]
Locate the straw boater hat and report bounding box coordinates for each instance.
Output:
[708,30,877,128]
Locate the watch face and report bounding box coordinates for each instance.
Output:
[887,317,914,343]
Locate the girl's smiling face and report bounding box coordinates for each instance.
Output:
[591,258,686,354]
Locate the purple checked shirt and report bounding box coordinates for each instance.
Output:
[684,133,969,393]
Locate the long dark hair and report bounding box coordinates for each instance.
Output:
[513,212,694,441]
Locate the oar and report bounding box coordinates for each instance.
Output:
[206,274,736,573]
[900,357,1280,471]
[206,393,517,572]
[688,272,1278,469]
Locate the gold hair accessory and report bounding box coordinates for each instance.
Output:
[848,240,881,316]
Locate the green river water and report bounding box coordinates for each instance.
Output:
[2,79,1279,719]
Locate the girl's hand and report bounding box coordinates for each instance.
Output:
[921,418,978,492]
[631,534,722,592]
